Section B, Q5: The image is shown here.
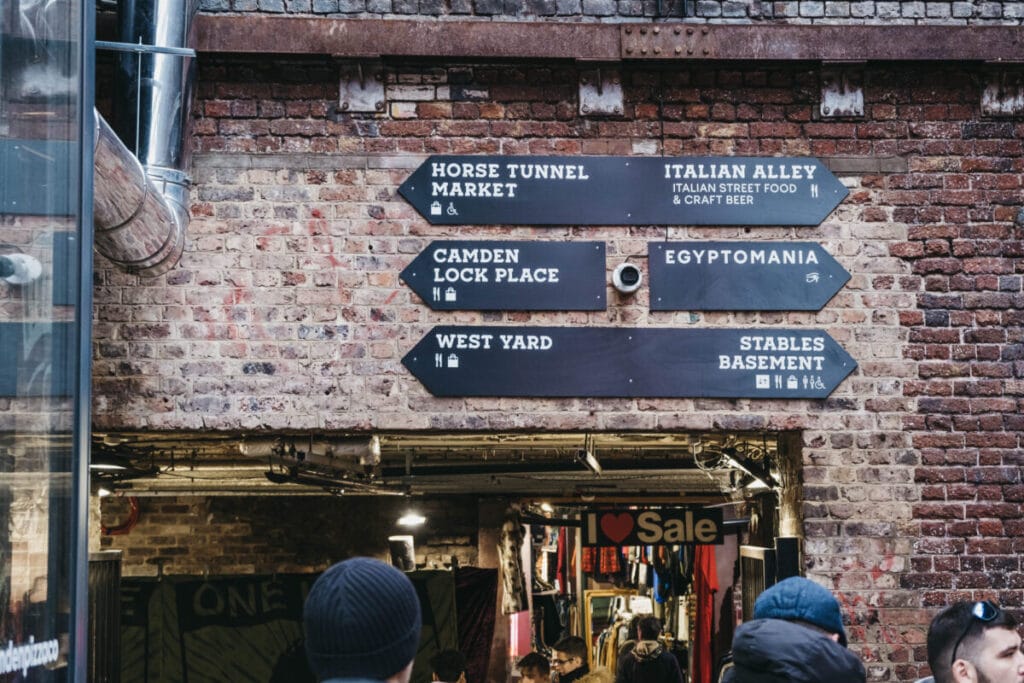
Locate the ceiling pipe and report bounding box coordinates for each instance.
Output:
[93,0,197,277]
[239,436,382,471]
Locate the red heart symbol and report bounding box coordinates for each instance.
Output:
[600,513,634,544]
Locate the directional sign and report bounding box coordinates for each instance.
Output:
[398,155,848,226]
[403,326,856,399]
[400,240,606,311]
[649,241,851,311]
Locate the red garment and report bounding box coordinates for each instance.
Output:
[692,545,719,683]
[582,547,597,573]
[599,547,619,574]
[557,527,569,594]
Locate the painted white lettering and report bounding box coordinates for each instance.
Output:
[436,333,493,349]
[636,511,662,543]
[694,518,719,543]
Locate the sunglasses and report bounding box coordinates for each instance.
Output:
[951,600,1001,666]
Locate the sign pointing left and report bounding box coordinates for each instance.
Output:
[400,240,606,311]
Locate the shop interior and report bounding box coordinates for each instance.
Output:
[91,429,803,682]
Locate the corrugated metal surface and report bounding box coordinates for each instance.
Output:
[89,551,122,683]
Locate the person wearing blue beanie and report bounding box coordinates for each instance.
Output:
[304,557,423,683]
[721,576,865,683]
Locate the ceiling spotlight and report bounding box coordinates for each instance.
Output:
[539,502,554,513]
[576,448,602,476]
[398,512,426,527]
[721,449,775,490]
[90,462,128,472]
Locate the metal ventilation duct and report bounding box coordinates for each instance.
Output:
[93,0,197,277]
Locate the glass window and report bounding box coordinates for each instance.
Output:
[1,0,90,677]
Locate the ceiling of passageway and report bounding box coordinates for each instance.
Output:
[89,430,782,503]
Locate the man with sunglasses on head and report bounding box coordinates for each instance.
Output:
[922,600,1024,683]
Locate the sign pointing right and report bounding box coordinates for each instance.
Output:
[402,326,857,399]
[649,241,851,311]
[398,155,849,226]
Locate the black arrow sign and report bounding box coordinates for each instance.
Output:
[400,240,606,311]
[649,241,851,311]
[402,326,856,398]
[398,155,848,226]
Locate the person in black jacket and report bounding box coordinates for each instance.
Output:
[616,616,683,683]
[722,576,865,683]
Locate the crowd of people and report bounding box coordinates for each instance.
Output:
[298,556,1024,683]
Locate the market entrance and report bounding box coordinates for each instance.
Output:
[94,428,804,683]
[500,432,802,683]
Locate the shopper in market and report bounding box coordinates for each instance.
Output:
[919,600,1024,683]
[518,652,551,683]
[431,649,467,683]
[551,636,591,683]
[722,576,865,683]
[616,616,684,683]
[303,557,422,683]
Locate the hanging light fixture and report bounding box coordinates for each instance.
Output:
[397,511,426,527]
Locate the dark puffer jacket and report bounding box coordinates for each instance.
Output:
[617,640,684,683]
[722,619,866,683]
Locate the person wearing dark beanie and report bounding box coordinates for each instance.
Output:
[722,576,865,683]
[304,557,423,683]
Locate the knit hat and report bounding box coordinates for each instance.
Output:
[753,576,847,646]
[304,557,422,680]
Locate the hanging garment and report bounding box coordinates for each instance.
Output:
[691,545,719,683]
[499,512,529,614]
[599,547,620,575]
[534,593,564,649]
[557,527,570,594]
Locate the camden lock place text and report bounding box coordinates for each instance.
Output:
[429,161,590,198]
[430,246,559,284]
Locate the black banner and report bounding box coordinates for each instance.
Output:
[581,508,725,546]
[399,155,848,226]
[402,326,856,399]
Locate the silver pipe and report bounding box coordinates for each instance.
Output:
[93,111,186,276]
[92,0,197,277]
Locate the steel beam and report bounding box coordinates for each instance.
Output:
[194,16,1024,62]
[620,24,1024,61]
[194,16,619,60]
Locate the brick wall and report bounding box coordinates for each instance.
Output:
[196,0,1024,24]
[90,57,1024,681]
[99,495,482,576]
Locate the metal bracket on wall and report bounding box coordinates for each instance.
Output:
[981,68,1024,116]
[820,64,864,118]
[338,61,386,114]
[579,67,623,117]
